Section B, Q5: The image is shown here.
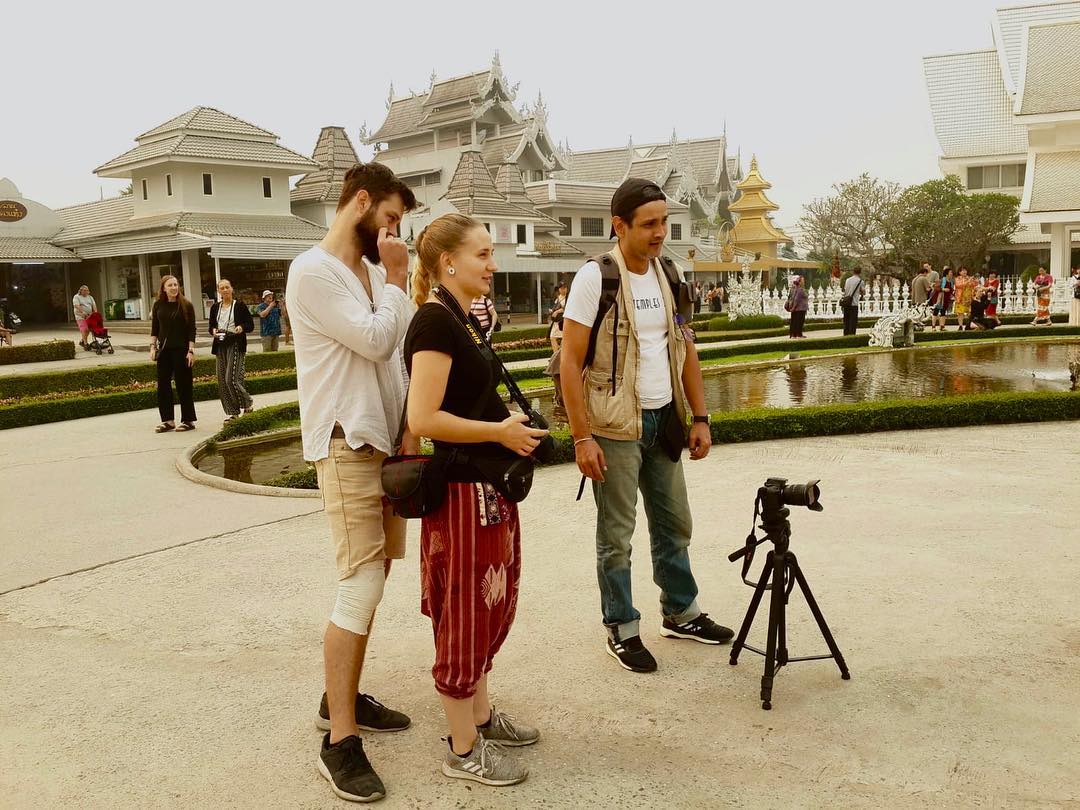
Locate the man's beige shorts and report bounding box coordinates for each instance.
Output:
[314,438,406,580]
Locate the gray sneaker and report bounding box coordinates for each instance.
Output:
[442,736,528,786]
[478,706,540,747]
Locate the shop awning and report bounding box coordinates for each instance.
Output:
[0,238,81,263]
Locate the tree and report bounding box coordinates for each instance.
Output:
[780,243,798,260]
[889,176,1018,270]
[118,183,133,196]
[798,173,900,274]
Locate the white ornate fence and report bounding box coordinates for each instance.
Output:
[754,274,1071,321]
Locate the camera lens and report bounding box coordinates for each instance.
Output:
[782,480,820,508]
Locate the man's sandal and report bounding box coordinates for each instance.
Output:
[154,423,174,433]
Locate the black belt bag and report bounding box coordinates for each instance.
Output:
[458,452,535,503]
[657,406,688,463]
[381,452,447,519]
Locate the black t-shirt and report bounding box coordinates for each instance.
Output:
[404,302,510,460]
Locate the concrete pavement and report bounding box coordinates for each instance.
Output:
[2,405,1079,808]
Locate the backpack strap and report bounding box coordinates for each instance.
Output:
[583,253,621,370]
[657,255,695,323]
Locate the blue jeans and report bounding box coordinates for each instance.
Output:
[593,406,701,641]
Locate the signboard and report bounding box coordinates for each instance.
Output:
[0,201,28,222]
[494,223,513,244]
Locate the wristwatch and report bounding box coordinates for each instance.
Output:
[692,415,709,424]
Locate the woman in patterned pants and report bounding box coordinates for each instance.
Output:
[208,279,255,420]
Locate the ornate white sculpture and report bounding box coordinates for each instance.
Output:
[868,304,932,348]
[728,265,763,321]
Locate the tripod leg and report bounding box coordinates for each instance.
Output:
[789,554,850,679]
[730,552,773,666]
[760,552,786,710]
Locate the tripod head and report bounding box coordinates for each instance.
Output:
[728,477,822,586]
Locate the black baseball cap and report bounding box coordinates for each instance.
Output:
[609,177,666,238]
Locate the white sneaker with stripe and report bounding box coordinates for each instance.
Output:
[442,736,528,786]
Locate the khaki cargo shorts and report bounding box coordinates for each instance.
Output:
[314,437,406,580]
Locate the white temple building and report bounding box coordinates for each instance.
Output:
[924,0,1080,284]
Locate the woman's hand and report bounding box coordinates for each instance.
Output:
[496,412,549,457]
[233,326,243,334]
[186,350,195,368]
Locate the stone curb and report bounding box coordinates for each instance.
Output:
[175,439,320,499]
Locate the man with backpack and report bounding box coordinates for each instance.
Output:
[560,178,733,674]
[841,266,863,335]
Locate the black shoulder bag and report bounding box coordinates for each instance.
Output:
[380,386,450,519]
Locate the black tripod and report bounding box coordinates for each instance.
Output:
[728,483,850,710]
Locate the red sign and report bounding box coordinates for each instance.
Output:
[0,201,28,222]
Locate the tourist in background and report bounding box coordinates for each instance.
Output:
[1068,266,1080,327]
[910,265,932,308]
[925,262,940,293]
[209,279,255,421]
[786,275,808,338]
[693,280,703,314]
[1031,267,1054,325]
[985,272,1001,325]
[954,267,975,330]
[72,284,97,350]
[841,266,863,335]
[470,293,498,338]
[256,289,283,352]
[149,275,197,433]
[548,280,568,352]
[406,213,544,787]
[929,267,954,332]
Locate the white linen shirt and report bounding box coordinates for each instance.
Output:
[285,246,412,462]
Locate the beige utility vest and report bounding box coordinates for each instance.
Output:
[584,245,688,441]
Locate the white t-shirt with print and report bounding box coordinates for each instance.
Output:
[564,261,673,409]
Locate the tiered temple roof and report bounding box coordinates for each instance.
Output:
[291,126,360,204]
[728,156,790,246]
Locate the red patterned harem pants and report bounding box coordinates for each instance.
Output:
[420,482,521,700]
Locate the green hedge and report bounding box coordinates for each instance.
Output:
[264,468,318,489]
[0,340,76,366]
[0,350,297,399]
[213,401,300,442]
[491,325,552,343]
[0,370,299,430]
[710,390,1080,444]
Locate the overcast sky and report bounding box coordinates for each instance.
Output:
[3,0,1007,225]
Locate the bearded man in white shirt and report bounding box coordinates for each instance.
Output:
[286,162,418,803]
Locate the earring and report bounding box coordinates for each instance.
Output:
[448,266,456,276]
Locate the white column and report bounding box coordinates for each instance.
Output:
[213,255,221,286]
[137,254,150,320]
[535,274,542,324]
[1049,223,1070,281]
[180,249,201,316]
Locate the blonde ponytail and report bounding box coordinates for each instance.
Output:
[410,213,482,307]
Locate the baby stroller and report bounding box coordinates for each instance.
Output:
[85,311,114,355]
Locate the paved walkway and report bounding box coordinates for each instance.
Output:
[2,400,1078,807]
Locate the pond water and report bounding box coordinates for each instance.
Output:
[198,341,1079,484]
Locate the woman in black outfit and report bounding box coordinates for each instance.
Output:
[150,275,197,432]
[208,278,255,421]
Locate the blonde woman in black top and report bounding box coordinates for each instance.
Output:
[208,279,255,421]
[149,275,197,432]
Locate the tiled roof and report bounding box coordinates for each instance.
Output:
[627,157,670,183]
[95,134,319,174]
[444,150,552,221]
[923,49,1027,157]
[291,126,359,204]
[370,95,426,141]
[493,162,530,204]
[178,213,327,240]
[424,71,489,107]
[482,132,526,167]
[526,181,614,208]
[1028,150,1080,212]
[0,238,80,261]
[137,107,276,141]
[561,148,631,183]
[993,1,1080,92]
[54,196,325,243]
[1018,20,1080,115]
[643,138,726,186]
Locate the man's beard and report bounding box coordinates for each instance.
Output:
[354,211,382,265]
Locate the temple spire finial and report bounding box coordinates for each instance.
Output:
[385,82,394,110]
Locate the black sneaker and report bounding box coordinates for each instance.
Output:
[317,734,385,803]
[316,692,411,733]
[605,635,658,673]
[659,613,735,645]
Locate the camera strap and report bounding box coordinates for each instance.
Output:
[433,286,534,415]
[740,496,762,581]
